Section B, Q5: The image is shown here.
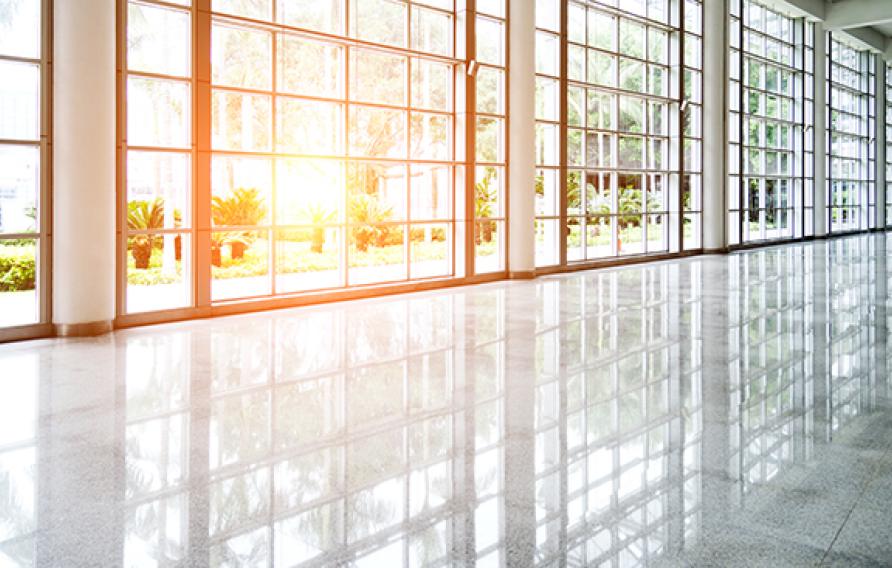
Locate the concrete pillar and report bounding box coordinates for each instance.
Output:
[507,0,536,277]
[53,0,116,335]
[702,0,728,252]
[813,24,828,237]
[877,62,886,229]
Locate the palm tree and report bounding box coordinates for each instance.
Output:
[128,199,165,269]
[212,187,267,260]
[301,203,337,254]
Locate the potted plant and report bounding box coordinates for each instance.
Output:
[301,203,337,253]
[127,199,164,269]
[475,169,497,245]
[349,193,392,252]
[211,187,268,260]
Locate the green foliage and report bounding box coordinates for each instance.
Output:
[127,199,165,269]
[301,202,337,253]
[128,198,165,231]
[349,193,393,252]
[212,187,267,227]
[212,187,268,256]
[0,245,36,292]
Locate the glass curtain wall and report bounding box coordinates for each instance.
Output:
[886,64,892,225]
[124,0,194,313]
[122,0,503,315]
[534,0,561,267]
[827,35,876,233]
[535,0,703,268]
[728,0,814,245]
[0,0,47,330]
[474,1,508,273]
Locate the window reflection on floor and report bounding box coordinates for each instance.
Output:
[2,234,890,566]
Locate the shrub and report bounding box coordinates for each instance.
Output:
[0,246,36,291]
[212,187,268,260]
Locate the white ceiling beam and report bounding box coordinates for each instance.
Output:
[837,26,887,53]
[825,0,892,31]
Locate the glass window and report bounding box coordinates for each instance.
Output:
[0,0,45,329]
[122,0,465,312]
[728,1,811,244]
[554,0,701,262]
[827,36,876,233]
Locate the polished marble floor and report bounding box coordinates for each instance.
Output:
[2,234,892,567]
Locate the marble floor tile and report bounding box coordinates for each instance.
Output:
[2,233,892,566]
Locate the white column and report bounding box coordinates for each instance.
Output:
[507,0,536,277]
[813,24,828,237]
[877,61,886,229]
[702,0,728,252]
[53,0,116,335]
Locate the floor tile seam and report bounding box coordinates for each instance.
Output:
[818,444,892,565]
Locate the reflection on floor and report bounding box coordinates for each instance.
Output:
[2,234,892,567]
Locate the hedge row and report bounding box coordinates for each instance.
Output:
[0,247,36,292]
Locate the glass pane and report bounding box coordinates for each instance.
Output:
[475,166,502,219]
[0,0,40,59]
[127,151,191,230]
[476,117,503,163]
[0,238,37,326]
[410,112,450,160]
[410,164,450,221]
[348,162,407,222]
[535,218,559,267]
[350,48,407,106]
[0,61,39,141]
[0,145,39,234]
[276,228,342,292]
[275,158,343,225]
[278,0,342,34]
[127,2,190,77]
[276,98,341,156]
[127,233,191,313]
[278,34,342,98]
[411,6,452,57]
[410,223,450,279]
[350,0,407,47]
[475,220,503,273]
[476,66,504,115]
[412,58,451,112]
[211,23,272,90]
[212,0,271,20]
[349,224,407,285]
[212,156,272,227]
[128,77,190,148]
[476,0,504,18]
[476,17,503,66]
[586,216,612,258]
[349,106,406,158]
[212,230,271,300]
[212,90,271,152]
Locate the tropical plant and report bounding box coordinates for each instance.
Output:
[475,167,497,244]
[212,187,267,260]
[349,193,393,252]
[0,245,35,291]
[301,203,337,253]
[127,199,164,269]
